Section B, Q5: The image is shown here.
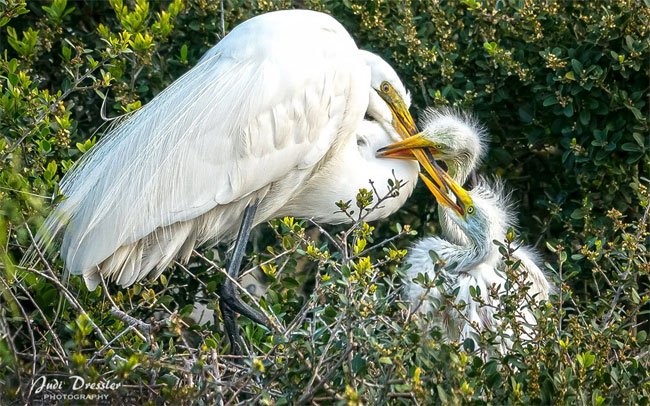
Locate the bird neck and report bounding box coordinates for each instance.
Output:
[436,156,475,244]
[448,154,475,185]
[435,236,489,273]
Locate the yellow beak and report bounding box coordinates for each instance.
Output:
[378,98,451,200]
[385,96,418,141]
[420,166,473,218]
[376,132,472,217]
[376,132,448,194]
[375,132,433,156]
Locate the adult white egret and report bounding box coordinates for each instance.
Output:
[36,10,447,353]
[377,109,552,353]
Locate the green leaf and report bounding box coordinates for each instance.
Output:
[577,351,596,368]
[378,356,392,365]
[621,142,641,152]
[626,105,643,120]
[351,354,366,373]
[563,103,574,117]
[632,133,645,148]
[38,139,52,153]
[44,161,58,181]
[518,106,533,123]
[483,41,498,55]
[543,96,557,106]
[571,58,583,73]
[180,43,188,63]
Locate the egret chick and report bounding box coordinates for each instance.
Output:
[377,108,552,300]
[407,177,546,353]
[378,109,552,353]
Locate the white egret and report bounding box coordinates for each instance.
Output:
[377,109,552,353]
[36,10,447,353]
[408,177,547,353]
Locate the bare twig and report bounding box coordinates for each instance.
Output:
[348,229,410,262]
[192,250,283,333]
[14,280,67,364]
[0,312,22,389]
[109,308,154,340]
[297,341,353,404]
[601,203,650,328]
[0,277,36,390]
[220,0,226,37]
[24,227,112,348]
[100,276,155,341]
[306,218,344,253]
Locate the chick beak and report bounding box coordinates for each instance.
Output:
[376,133,451,199]
[419,166,472,218]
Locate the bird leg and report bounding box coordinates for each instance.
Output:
[219,200,271,355]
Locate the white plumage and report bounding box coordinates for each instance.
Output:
[378,108,552,352]
[38,10,422,290]
[405,179,549,352]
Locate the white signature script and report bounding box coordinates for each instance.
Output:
[31,375,122,394]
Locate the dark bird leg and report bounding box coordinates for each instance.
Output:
[220,200,270,355]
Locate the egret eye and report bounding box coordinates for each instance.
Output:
[467,206,475,215]
[380,81,391,93]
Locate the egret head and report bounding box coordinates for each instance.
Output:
[359,50,415,140]
[422,170,512,248]
[360,52,452,198]
[451,179,514,253]
[376,107,488,178]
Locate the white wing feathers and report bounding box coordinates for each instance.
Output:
[40,10,370,289]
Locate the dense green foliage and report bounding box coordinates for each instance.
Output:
[1,0,648,403]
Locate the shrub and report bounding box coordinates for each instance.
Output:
[0,0,648,403]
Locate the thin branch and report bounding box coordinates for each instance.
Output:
[0,312,22,389]
[297,342,353,404]
[348,229,410,262]
[24,227,112,348]
[0,277,37,382]
[192,250,283,332]
[100,275,167,343]
[220,0,226,37]
[14,280,67,364]
[306,218,344,253]
[2,59,110,159]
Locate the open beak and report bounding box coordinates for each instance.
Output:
[376,132,473,217]
[379,98,451,199]
[419,165,473,218]
[374,99,474,217]
[376,132,453,203]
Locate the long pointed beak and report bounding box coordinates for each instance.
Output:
[420,165,472,218]
[377,89,417,140]
[376,132,451,201]
[378,93,453,202]
[388,98,418,141]
[376,133,432,157]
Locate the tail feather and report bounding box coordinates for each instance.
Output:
[102,244,133,285]
[68,195,260,290]
[116,244,141,287]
